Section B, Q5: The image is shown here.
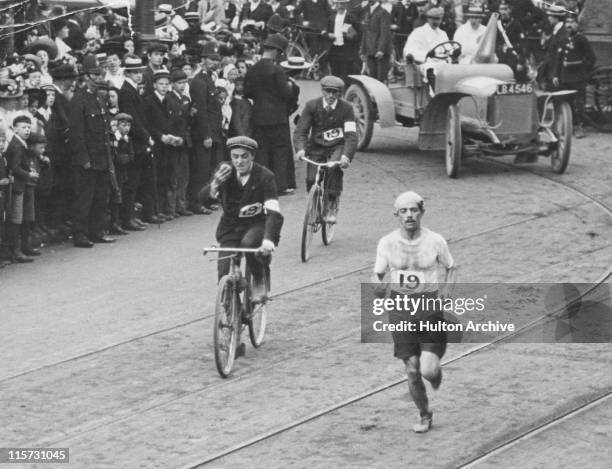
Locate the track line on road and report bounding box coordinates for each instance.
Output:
[457,391,612,468]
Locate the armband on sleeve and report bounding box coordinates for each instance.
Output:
[264,210,284,245]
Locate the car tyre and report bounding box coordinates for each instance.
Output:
[446,104,462,178]
[550,101,572,174]
[345,84,374,151]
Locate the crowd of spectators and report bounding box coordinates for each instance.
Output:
[0,0,596,266]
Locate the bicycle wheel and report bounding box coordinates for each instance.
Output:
[245,268,268,348]
[213,275,239,378]
[301,185,322,262]
[321,195,337,246]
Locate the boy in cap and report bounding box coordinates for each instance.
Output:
[166,69,193,216]
[4,116,39,262]
[143,68,179,221]
[109,113,135,235]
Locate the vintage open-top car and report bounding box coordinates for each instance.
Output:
[344,14,575,178]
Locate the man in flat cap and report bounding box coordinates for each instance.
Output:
[372,191,456,434]
[200,135,284,304]
[293,76,357,223]
[403,6,449,64]
[143,42,169,97]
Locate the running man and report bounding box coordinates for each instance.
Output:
[372,191,456,433]
[293,75,357,223]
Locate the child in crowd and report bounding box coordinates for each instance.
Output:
[0,126,11,266]
[109,113,134,235]
[229,77,252,138]
[5,115,39,263]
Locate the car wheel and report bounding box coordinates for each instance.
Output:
[550,101,572,174]
[345,84,374,151]
[445,104,462,178]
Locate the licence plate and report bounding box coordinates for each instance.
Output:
[496,83,534,95]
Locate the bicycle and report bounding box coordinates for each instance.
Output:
[299,156,341,263]
[203,246,270,378]
[284,24,330,80]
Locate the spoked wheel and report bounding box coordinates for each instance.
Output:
[321,196,338,246]
[301,186,322,262]
[213,275,239,378]
[550,101,572,174]
[585,66,612,133]
[345,84,374,151]
[245,270,268,348]
[445,104,462,178]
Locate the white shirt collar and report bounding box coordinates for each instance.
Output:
[370,2,380,13]
[154,90,166,103]
[125,76,137,89]
[322,98,338,110]
[14,134,28,148]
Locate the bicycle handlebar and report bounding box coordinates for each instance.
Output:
[299,156,341,168]
[203,246,262,256]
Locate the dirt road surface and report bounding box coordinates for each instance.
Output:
[2,81,611,469]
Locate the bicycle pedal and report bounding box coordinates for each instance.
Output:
[235,342,246,359]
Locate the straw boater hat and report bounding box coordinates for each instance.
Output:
[122,54,146,72]
[153,68,171,81]
[545,4,567,17]
[184,12,200,22]
[280,56,312,70]
[464,4,486,18]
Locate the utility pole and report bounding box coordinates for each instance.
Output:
[134,0,156,54]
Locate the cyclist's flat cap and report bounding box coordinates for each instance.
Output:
[320,75,345,90]
[227,136,258,151]
[425,7,444,18]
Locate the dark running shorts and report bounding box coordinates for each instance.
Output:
[387,291,447,360]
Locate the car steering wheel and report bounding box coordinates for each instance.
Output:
[426,41,462,62]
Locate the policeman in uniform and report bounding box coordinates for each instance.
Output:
[68,55,115,248]
[293,76,357,223]
[199,136,284,302]
[557,12,596,138]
